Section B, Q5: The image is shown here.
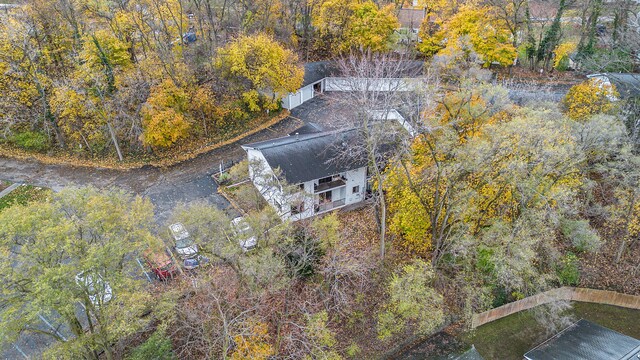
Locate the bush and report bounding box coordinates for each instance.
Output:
[217,172,231,185]
[11,131,51,152]
[557,253,580,286]
[559,218,602,253]
[127,330,176,360]
[282,230,324,279]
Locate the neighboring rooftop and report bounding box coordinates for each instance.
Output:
[242,129,367,184]
[524,319,640,360]
[302,61,339,87]
[588,73,640,99]
[398,8,426,30]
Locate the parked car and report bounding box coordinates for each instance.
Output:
[183,254,211,271]
[75,271,113,306]
[231,217,257,252]
[183,257,200,270]
[169,222,198,258]
[144,250,177,280]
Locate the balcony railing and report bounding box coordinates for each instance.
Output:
[314,179,346,193]
[315,198,346,213]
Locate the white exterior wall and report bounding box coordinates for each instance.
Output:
[245,150,368,221]
[281,80,323,110]
[345,167,366,205]
[246,148,289,218]
[301,85,313,103]
[324,77,423,92]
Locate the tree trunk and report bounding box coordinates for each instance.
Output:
[107,122,124,161]
[616,190,636,262]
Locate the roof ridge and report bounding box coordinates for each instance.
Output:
[243,127,357,151]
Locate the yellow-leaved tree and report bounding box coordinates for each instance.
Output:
[215,34,303,112]
[562,78,619,121]
[230,320,274,360]
[437,6,517,66]
[343,1,399,52]
[313,0,399,54]
[140,79,192,149]
[50,87,107,153]
[553,41,577,70]
[418,4,516,66]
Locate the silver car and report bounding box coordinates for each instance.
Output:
[169,223,198,258]
[231,217,257,252]
[75,272,113,306]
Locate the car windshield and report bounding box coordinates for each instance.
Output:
[232,218,251,234]
[176,238,193,249]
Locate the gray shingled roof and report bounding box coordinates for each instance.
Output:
[242,129,367,184]
[302,61,338,87]
[524,319,640,360]
[288,122,323,136]
[603,73,640,99]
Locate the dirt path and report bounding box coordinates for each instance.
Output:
[0,115,303,223]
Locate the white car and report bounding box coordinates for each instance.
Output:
[231,217,257,252]
[75,272,113,306]
[169,223,198,258]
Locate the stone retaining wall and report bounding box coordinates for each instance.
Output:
[471,287,640,328]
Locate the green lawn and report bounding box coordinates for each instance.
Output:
[0,184,51,211]
[464,302,640,360]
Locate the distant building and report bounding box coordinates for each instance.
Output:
[241,128,368,221]
[523,319,640,360]
[397,7,426,33]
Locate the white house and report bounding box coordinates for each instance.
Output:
[282,61,426,110]
[241,129,368,221]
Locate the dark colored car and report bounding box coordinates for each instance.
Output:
[144,251,178,280]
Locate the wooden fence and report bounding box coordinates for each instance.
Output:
[471,287,640,328]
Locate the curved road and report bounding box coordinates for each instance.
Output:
[0,115,303,223]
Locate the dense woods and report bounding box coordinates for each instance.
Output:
[1,0,638,161]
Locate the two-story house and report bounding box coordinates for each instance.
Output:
[241,128,368,221]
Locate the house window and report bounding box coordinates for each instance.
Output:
[352,186,360,194]
[298,183,305,191]
[319,191,332,203]
[291,201,305,215]
[318,176,332,184]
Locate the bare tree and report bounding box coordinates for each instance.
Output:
[332,51,433,261]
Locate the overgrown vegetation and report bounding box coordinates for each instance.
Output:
[0,184,51,211]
